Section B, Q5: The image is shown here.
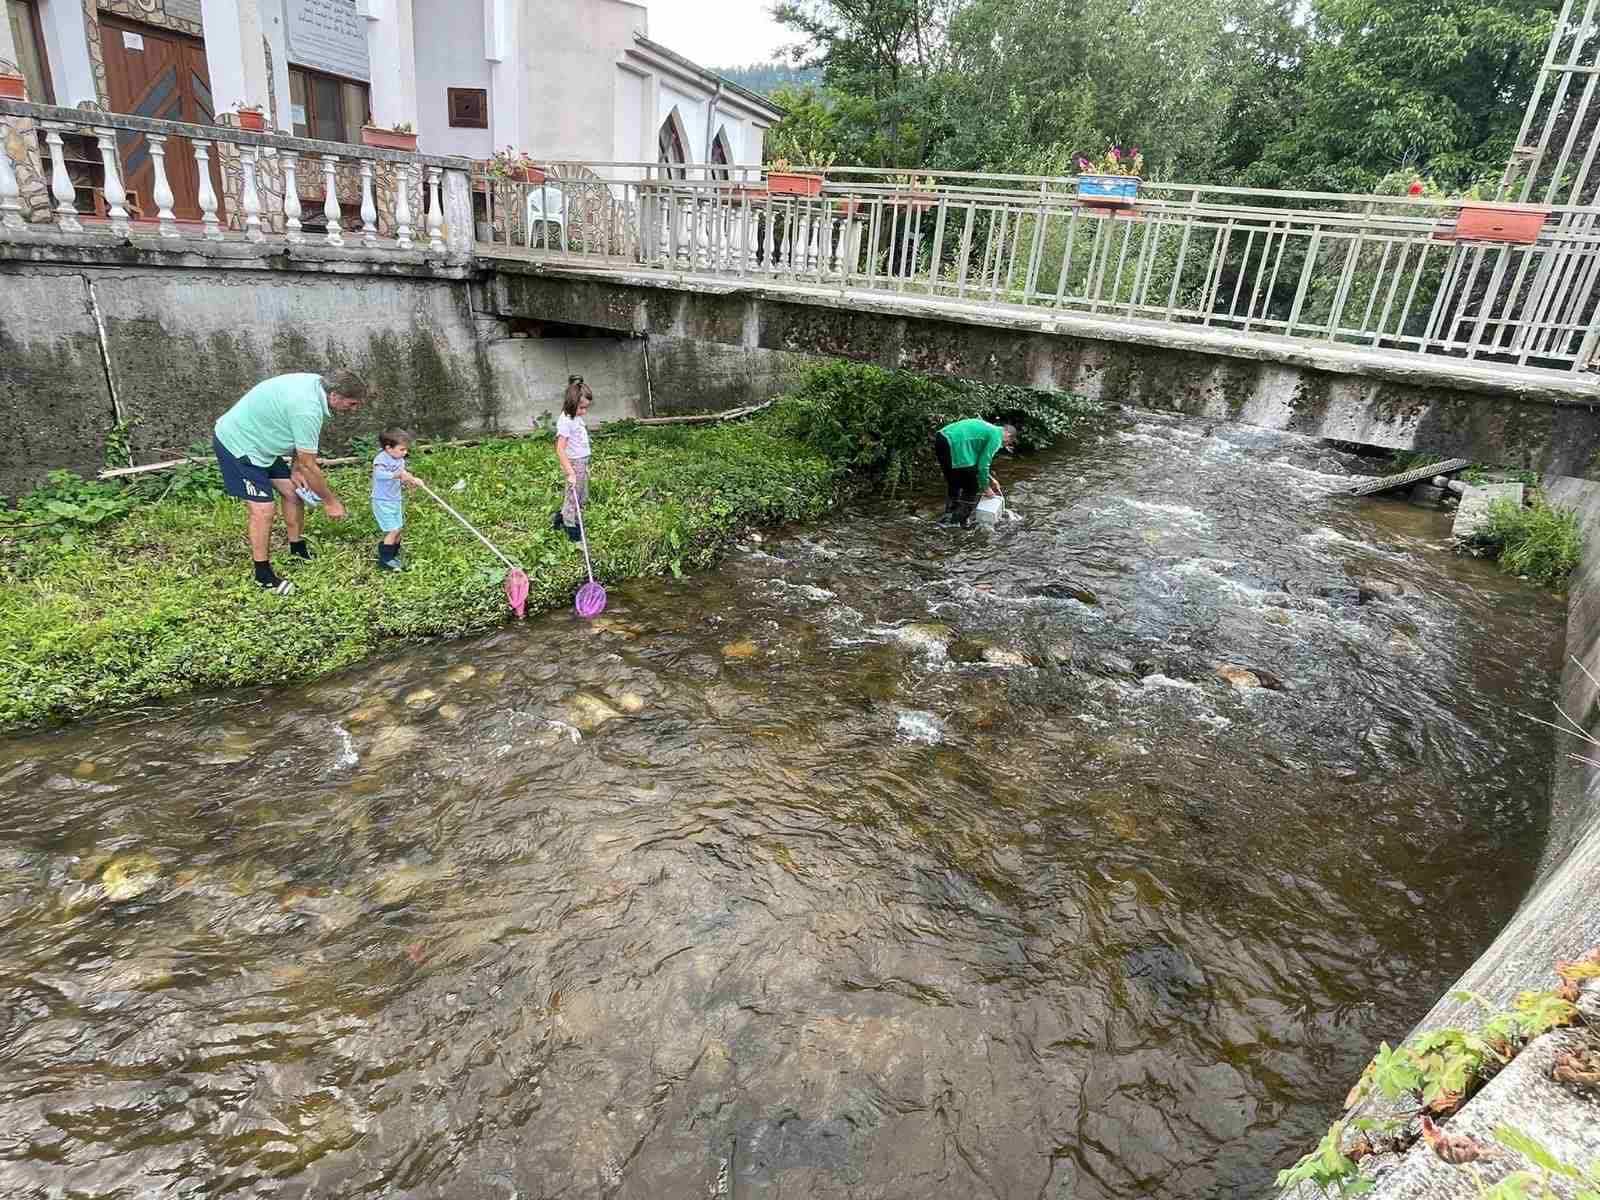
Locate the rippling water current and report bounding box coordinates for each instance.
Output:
[0,414,1565,1199]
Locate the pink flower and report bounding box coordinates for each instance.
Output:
[1109,147,1120,161]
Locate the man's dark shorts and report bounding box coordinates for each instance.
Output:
[214,434,291,503]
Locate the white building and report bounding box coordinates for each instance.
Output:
[2,0,778,219]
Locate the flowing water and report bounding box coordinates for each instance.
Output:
[0,413,1565,1199]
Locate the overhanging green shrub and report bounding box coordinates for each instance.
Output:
[1473,497,1582,588]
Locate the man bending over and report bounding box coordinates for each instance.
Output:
[213,369,369,592]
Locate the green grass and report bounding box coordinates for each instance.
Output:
[1474,496,1583,589]
[0,365,1103,729]
[0,420,840,729]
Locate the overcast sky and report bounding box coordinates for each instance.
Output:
[645,0,791,68]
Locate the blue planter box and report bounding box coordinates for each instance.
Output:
[1077,174,1139,203]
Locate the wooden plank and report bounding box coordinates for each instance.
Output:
[1347,458,1472,496]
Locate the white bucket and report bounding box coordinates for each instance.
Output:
[975,495,1004,527]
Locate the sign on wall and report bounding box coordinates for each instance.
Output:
[285,0,370,82]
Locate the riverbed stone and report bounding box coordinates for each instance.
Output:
[722,639,759,660]
[892,623,952,654]
[567,691,624,731]
[365,723,423,762]
[1358,579,1405,603]
[1314,584,1362,605]
[981,646,1032,668]
[438,703,466,723]
[404,687,438,709]
[615,691,646,714]
[1097,652,1137,677]
[444,665,477,684]
[101,852,161,902]
[345,698,391,726]
[1215,664,1262,690]
[1027,580,1100,605]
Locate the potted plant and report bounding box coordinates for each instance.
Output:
[0,60,25,100]
[361,121,418,152]
[766,158,825,197]
[234,102,266,132]
[889,173,938,211]
[485,147,545,185]
[1076,145,1143,205]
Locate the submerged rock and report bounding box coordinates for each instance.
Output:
[437,703,466,723]
[101,853,162,902]
[567,691,624,732]
[1026,580,1099,605]
[403,687,438,709]
[444,665,477,684]
[1314,584,1362,605]
[1215,664,1262,691]
[1357,579,1405,604]
[1096,652,1137,678]
[981,646,1032,669]
[345,698,391,726]
[892,623,953,655]
[615,691,647,714]
[722,639,759,660]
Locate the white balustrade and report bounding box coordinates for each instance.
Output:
[358,161,378,248]
[93,130,130,237]
[41,125,81,234]
[427,166,444,251]
[321,155,343,246]
[395,163,414,249]
[146,133,178,238]
[193,139,222,241]
[281,150,303,244]
[0,130,24,231]
[240,146,264,243]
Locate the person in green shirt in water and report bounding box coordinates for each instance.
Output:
[933,418,1016,527]
[212,369,370,592]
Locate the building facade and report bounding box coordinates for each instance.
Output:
[2,0,777,222]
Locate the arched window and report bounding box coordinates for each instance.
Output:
[710,127,732,180]
[657,111,687,180]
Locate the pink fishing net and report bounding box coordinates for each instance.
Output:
[575,580,607,619]
[505,568,530,618]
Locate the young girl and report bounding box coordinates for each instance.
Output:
[552,375,593,543]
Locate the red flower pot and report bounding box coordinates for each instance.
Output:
[1451,204,1549,245]
[236,109,266,132]
[361,126,419,152]
[767,171,824,197]
[0,73,27,100]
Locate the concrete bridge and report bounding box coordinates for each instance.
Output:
[6,97,1600,484]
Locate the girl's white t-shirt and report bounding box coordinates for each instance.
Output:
[557,413,590,460]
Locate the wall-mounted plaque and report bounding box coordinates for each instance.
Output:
[448,87,488,129]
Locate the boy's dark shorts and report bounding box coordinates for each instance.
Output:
[214,434,291,503]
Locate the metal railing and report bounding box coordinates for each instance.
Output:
[0,99,473,253]
[474,161,1600,375]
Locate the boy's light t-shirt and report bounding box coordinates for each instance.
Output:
[372,450,406,503]
[215,373,330,468]
[557,413,590,460]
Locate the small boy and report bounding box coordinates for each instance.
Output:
[371,429,418,570]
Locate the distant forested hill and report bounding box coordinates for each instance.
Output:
[716,61,821,96]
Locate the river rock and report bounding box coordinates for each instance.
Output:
[981,646,1032,668]
[73,760,97,778]
[438,703,465,723]
[1357,578,1405,603]
[404,687,438,709]
[366,723,423,762]
[892,623,953,654]
[101,852,161,902]
[615,691,646,714]
[1264,610,1293,626]
[1215,664,1261,690]
[1096,652,1137,678]
[1027,580,1099,605]
[444,665,477,684]
[722,639,759,660]
[345,698,391,726]
[567,691,624,731]
[1314,584,1362,605]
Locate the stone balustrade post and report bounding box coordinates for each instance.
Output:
[193,140,223,241]
[358,160,378,247]
[395,163,414,249]
[41,124,81,234]
[321,155,342,246]
[281,150,302,244]
[240,146,264,243]
[93,129,130,237]
[146,134,179,238]
[426,166,444,251]
[0,131,24,231]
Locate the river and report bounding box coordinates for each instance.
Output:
[0,411,1564,1199]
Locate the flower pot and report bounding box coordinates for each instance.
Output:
[361,126,419,152]
[767,171,824,197]
[891,191,938,212]
[235,109,266,132]
[1451,203,1548,245]
[492,164,545,185]
[1077,173,1139,205]
[0,73,26,100]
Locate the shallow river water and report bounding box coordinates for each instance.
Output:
[0,412,1566,1199]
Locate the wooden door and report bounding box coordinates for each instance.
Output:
[100,18,223,222]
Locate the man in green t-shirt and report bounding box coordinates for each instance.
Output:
[934,418,1017,527]
[212,369,369,592]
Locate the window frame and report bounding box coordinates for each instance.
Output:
[6,0,55,104]
[287,63,371,145]
[657,115,687,180]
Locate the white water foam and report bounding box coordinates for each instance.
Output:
[896,709,946,744]
[546,720,583,745]
[1139,674,1202,692]
[332,724,358,770]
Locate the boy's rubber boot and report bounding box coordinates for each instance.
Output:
[936,500,957,525]
[551,510,564,532]
[566,523,582,544]
[955,501,978,529]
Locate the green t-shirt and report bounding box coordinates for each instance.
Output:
[939,418,1004,487]
[214,373,330,467]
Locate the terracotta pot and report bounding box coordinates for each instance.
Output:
[361,126,419,152]
[510,165,546,185]
[0,73,26,100]
[767,171,824,197]
[236,109,266,132]
[1451,203,1548,245]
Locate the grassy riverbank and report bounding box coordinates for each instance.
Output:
[0,365,1102,728]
